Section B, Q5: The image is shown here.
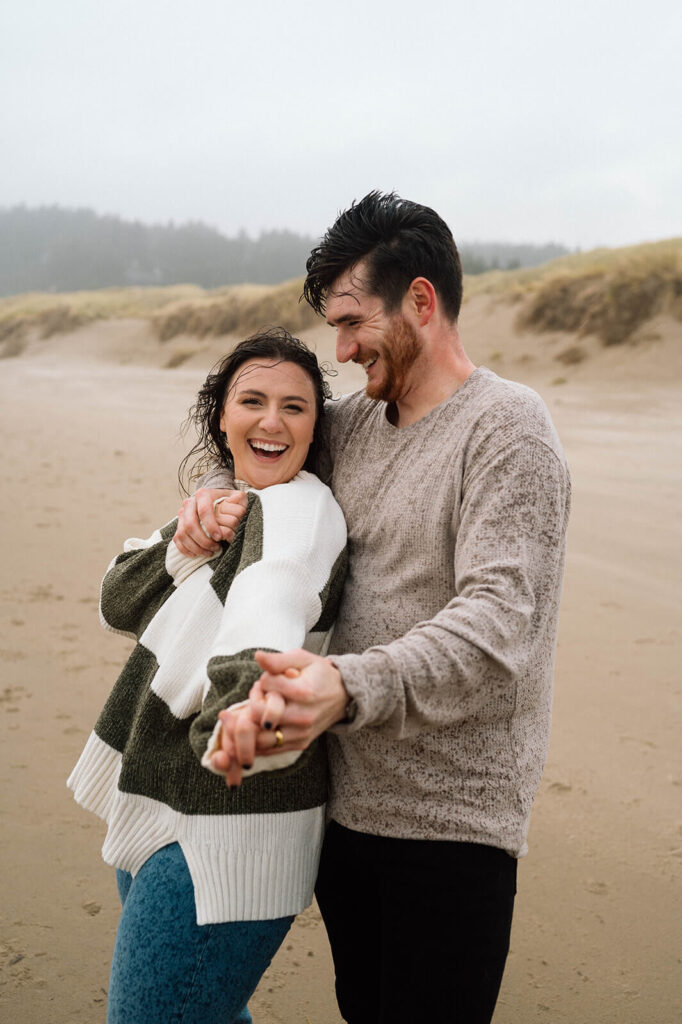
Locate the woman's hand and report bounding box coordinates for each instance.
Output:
[211,671,299,787]
[175,488,247,557]
[212,704,262,787]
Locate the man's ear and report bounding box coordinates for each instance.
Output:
[405,277,437,325]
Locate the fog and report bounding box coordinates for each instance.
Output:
[2,0,680,249]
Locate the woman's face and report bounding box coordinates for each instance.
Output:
[219,359,317,489]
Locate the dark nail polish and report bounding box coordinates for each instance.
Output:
[242,763,252,771]
[263,721,272,730]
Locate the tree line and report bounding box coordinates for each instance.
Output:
[0,205,569,297]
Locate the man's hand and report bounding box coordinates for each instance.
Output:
[175,488,247,557]
[250,649,349,754]
[210,654,349,787]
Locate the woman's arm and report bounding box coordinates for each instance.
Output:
[188,477,347,778]
[99,519,218,639]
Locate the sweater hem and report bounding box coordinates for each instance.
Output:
[68,733,325,922]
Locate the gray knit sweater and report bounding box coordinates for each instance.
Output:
[204,368,570,857]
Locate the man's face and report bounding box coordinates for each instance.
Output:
[325,265,423,404]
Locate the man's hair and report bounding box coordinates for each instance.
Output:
[303,191,463,322]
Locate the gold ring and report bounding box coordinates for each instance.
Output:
[274,729,284,748]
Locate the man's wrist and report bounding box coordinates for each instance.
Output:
[340,695,358,724]
[328,660,357,725]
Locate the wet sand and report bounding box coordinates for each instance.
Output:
[1,306,680,1022]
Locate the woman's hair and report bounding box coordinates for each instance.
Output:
[179,327,333,492]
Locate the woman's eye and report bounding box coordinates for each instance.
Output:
[286,404,304,413]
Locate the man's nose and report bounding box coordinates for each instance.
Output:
[336,328,359,364]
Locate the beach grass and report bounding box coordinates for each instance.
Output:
[1,238,680,349]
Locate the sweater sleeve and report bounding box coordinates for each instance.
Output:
[99,520,217,639]
[331,435,570,737]
[189,478,347,768]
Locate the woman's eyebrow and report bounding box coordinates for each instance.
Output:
[237,388,311,404]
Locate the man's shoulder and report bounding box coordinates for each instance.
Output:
[326,388,373,422]
[321,389,378,458]
[467,366,545,413]
[465,368,566,460]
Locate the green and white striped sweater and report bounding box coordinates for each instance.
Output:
[68,471,347,924]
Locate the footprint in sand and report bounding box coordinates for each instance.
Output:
[585,879,609,896]
[547,780,572,794]
[27,584,64,603]
[0,649,27,662]
[0,685,27,709]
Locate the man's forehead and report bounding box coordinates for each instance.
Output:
[325,265,378,321]
[328,264,371,302]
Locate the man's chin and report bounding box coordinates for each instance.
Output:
[365,372,388,402]
[365,376,399,404]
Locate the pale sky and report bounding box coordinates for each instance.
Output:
[2,0,680,250]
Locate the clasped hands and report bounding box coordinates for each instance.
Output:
[212,649,349,788]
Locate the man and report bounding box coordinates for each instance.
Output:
[176,192,571,1023]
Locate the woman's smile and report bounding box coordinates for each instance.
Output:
[219,360,317,488]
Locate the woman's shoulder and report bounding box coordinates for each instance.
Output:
[258,471,342,517]
[255,472,346,550]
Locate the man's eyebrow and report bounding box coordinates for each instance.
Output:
[326,311,361,327]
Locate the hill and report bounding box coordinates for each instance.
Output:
[0,205,569,296]
[1,238,679,380]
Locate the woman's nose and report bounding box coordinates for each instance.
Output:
[259,404,282,432]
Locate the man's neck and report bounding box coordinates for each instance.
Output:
[391,355,477,428]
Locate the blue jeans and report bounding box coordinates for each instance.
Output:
[107,842,294,1024]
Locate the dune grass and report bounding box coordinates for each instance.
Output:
[466,238,682,345]
[0,284,210,343]
[1,239,680,351]
[150,278,319,341]
[0,279,319,347]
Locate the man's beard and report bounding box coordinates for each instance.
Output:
[366,316,422,404]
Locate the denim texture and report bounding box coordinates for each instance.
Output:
[107,843,293,1024]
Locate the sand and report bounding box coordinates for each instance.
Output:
[1,302,680,1023]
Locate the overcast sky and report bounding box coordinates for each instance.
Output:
[2,0,680,250]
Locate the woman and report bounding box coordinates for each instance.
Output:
[68,328,347,1024]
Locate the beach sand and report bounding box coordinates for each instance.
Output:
[1,303,680,1022]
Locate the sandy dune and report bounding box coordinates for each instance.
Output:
[1,303,680,1023]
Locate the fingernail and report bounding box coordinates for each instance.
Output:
[263,721,272,730]
[212,533,221,541]
[242,763,252,771]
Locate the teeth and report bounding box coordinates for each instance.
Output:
[363,357,377,371]
[250,441,287,452]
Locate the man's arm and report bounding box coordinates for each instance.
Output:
[245,435,570,752]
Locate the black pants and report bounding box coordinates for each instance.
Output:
[315,821,517,1024]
